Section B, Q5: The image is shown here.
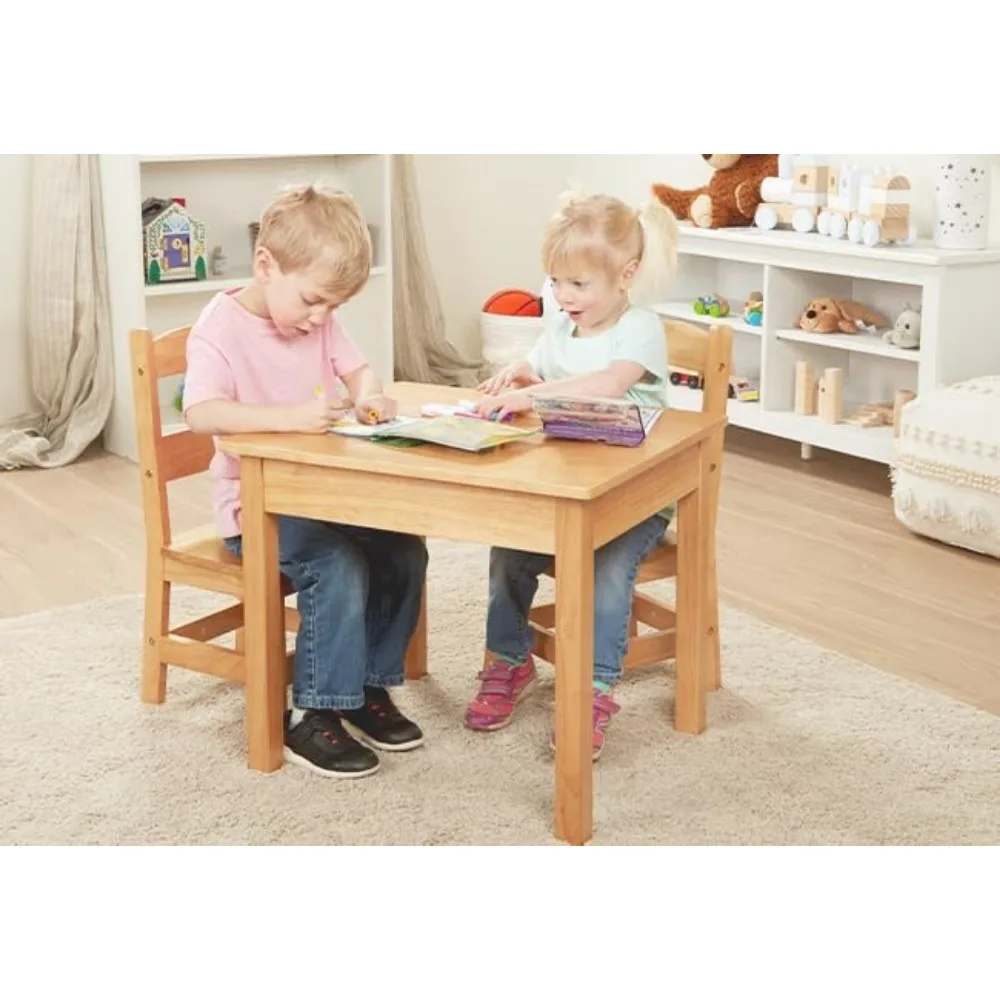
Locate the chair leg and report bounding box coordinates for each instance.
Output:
[705,553,722,691]
[234,628,246,654]
[405,586,428,680]
[141,573,170,704]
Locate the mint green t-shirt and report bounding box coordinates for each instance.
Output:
[526,305,674,523]
[526,305,669,410]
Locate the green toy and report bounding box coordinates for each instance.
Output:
[693,294,729,318]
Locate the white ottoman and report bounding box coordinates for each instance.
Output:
[892,375,1000,558]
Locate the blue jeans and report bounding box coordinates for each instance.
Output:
[225,517,427,711]
[486,513,669,685]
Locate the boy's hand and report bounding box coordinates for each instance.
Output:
[356,394,398,424]
[475,390,534,422]
[477,361,541,396]
[284,397,348,433]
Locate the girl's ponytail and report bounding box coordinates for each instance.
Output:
[630,198,679,307]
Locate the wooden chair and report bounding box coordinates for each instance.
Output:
[527,320,733,691]
[130,325,299,708]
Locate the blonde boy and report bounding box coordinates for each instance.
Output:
[183,184,427,779]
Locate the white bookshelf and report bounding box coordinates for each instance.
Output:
[99,153,393,461]
[654,225,1000,465]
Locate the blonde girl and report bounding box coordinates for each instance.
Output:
[467,191,679,759]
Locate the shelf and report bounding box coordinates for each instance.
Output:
[138,154,342,164]
[653,300,762,336]
[774,328,919,362]
[668,386,770,432]
[145,266,387,298]
[668,386,895,463]
[145,276,249,298]
[764,409,895,464]
[676,223,1000,267]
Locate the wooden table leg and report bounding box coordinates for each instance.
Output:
[675,441,708,734]
[553,500,594,846]
[705,427,724,692]
[404,586,428,680]
[240,456,286,773]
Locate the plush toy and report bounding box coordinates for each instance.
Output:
[882,304,922,349]
[652,154,780,229]
[798,298,888,335]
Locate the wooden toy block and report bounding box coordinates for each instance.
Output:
[794,360,815,415]
[818,367,844,424]
[845,402,893,427]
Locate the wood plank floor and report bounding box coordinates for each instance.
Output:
[2,430,998,717]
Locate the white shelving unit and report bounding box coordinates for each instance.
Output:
[99,153,393,461]
[653,225,1000,465]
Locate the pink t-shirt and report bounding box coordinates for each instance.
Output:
[182,289,366,538]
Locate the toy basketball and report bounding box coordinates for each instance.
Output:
[482,288,542,317]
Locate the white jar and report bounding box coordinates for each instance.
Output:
[934,156,993,250]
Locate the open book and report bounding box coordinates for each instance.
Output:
[532,395,664,447]
[330,414,538,452]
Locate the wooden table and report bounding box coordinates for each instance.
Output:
[220,382,722,845]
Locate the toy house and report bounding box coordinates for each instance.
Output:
[142,197,207,284]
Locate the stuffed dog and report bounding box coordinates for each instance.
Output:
[798,298,888,335]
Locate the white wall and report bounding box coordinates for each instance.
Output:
[415,154,576,358]
[420,154,1000,357]
[0,155,31,422]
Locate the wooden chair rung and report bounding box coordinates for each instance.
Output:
[622,631,676,669]
[158,637,245,684]
[171,604,245,642]
[528,603,556,630]
[632,593,676,631]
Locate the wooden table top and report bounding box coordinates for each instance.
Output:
[219,382,724,501]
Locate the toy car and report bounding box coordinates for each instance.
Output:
[728,376,759,402]
[669,369,703,389]
[693,294,730,318]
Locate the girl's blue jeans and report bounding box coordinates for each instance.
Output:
[485,512,669,685]
[225,516,427,711]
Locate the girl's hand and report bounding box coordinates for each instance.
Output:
[356,394,398,424]
[284,397,349,433]
[477,360,541,396]
[475,390,534,422]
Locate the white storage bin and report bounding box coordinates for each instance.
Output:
[480,313,545,374]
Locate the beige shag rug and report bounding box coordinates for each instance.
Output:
[2,539,998,846]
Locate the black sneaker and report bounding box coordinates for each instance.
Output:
[339,686,424,752]
[283,710,380,778]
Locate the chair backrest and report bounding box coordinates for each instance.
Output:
[130,326,216,550]
[663,320,733,537]
[662,319,734,418]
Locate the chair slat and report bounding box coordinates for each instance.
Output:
[159,427,216,482]
[154,327,192,378]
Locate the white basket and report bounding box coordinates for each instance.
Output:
[480,313,545,374]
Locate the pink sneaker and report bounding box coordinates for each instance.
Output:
[464,655,538,731]
[550,688,621,761]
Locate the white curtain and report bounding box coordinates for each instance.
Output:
[0,155,114,469]
[391,154,488,387]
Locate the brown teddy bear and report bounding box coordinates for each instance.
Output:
[652,154,779,229]
[798,298,888,335]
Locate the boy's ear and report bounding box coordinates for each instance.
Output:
[253,246,276,278]
[621,259,640,287]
